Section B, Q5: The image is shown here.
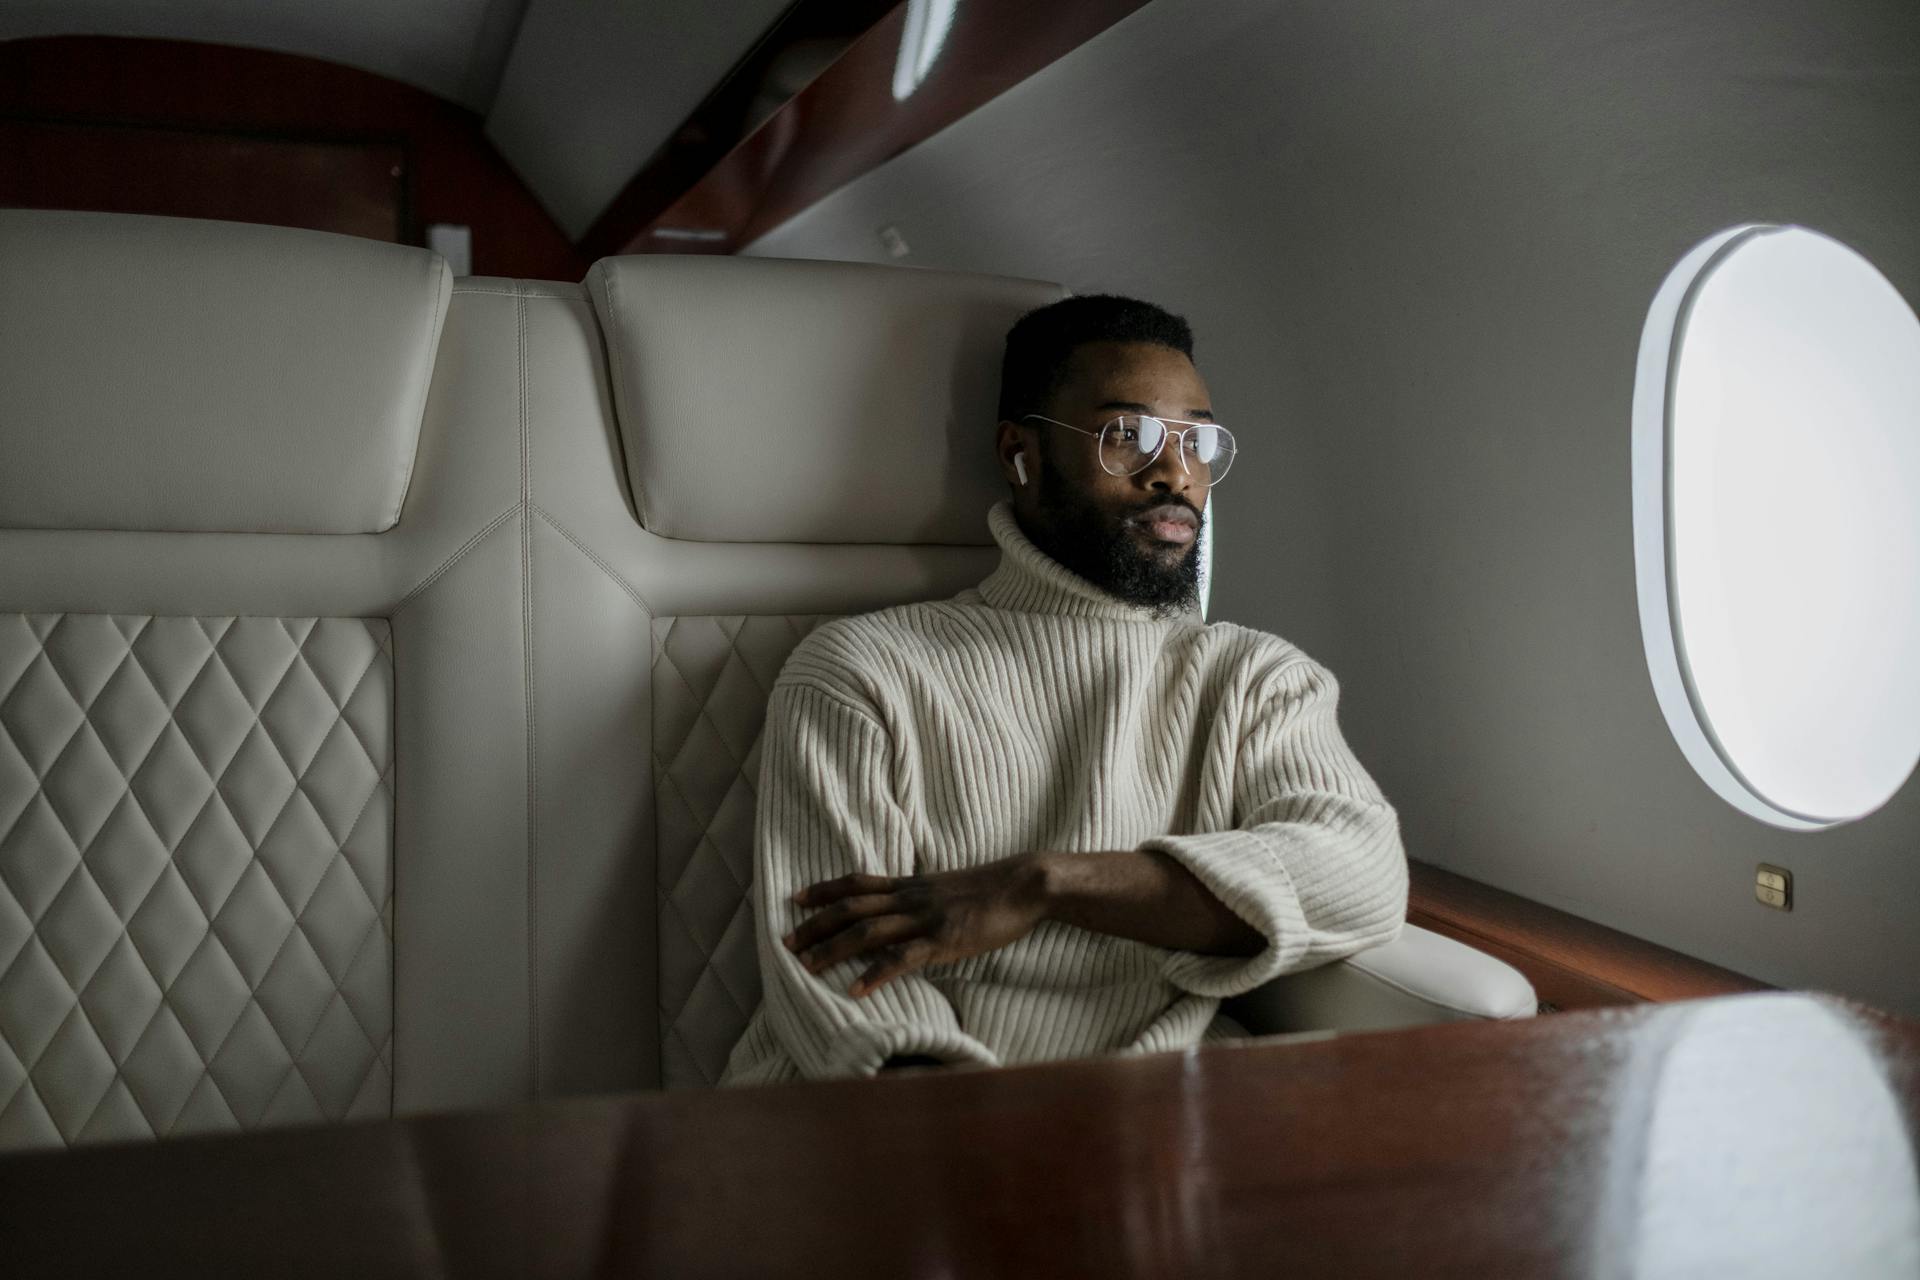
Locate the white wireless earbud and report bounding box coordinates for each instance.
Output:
[1014,453,1028,486]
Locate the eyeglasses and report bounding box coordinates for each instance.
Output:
[1022,414,1237,487]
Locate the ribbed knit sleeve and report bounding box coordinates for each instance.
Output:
[1139,657,1409,997]
[750,680,1001,1079]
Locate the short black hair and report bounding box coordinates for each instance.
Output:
[997,294,1195,424]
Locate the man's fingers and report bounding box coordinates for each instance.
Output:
[784,893,898,953]
[798,913,928,976]
[793,873,896,908]
[851,940,934,998]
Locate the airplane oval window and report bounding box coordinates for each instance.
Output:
[1633,225,1920,829]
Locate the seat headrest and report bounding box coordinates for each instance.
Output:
[586,255,1066,545]
[0,210,451,534]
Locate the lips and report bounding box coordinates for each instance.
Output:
[1132,504,1198,545]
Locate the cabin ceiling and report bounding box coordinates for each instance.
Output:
[0,0,797,238]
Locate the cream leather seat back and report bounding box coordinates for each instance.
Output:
[558,256,1066,1086]
[0,215,1065,1144]
[0,211,561,1146]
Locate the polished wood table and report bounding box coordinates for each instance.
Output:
[4,992,1917,1278]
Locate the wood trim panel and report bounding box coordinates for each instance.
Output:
[575,0,899,260]
[1409,859,1773,1012]
[0,35,583,279]
[0,117,407,243]
[586,0,1156,257]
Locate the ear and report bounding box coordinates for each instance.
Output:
[995,419,1030,489]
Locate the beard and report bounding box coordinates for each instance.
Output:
[1029,466,1204,621]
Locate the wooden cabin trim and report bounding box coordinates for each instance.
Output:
[588,0,1157,257]
[1408,860,1773,1012]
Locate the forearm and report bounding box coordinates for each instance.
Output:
[1037,849,1265,957]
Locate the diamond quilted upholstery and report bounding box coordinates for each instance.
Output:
[0,614,393,1148]
[652,614,830,1087]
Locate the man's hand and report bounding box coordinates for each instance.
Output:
[784,854,1050,998]
[787,849,1266,998]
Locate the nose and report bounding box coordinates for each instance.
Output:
[1137,430,1193,494]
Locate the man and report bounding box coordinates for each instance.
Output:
[719,294,1407,1084]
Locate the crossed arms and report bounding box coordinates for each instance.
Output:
[751,655,1409,1079]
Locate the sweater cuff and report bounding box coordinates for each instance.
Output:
[1138,829,1307,998]
[822,1022,1003,1079]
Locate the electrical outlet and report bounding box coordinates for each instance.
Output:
[1755,863,1792,911]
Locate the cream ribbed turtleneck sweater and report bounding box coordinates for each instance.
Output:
[718,501,1408,1085]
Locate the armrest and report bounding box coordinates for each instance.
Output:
[1222,922,1537,1036]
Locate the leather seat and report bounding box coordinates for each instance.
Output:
[0,211,548,1146]
[0,211,1533,1150]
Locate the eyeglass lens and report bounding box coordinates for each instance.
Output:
[1099,415,1235,484]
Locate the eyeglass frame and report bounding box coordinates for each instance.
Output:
[1019,413,1237,486]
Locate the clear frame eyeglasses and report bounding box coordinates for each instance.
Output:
[1022,413,1238,487]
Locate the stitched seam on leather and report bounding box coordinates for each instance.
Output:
[331,1001,393,1122]
[16,618,125,934]
[598,265,649,530]
[393,504,517,613]
[716,616,775,700]
[650,616,827,1083]
[664,1019,718,1087]
[108,625,234,1071]
[323,747,390,907]
[0,616,177,1132]
[516,284,540,1098]
[660,895,749,1024]
[0,613,143,848]
[530,503,656,614]
[179,618,387,1128]
[57,959,166,1142]
[315,812,392,1042]
[702,900,758,1018]
[0,614,385,1136]
[655,767,745,896]
[285,621,386,841]
[80,621,225,1135]
[655,643,750,776]
[12,739,168,1139]
[201,624,380,1111]
[453,287,589,303]
[193,924,302,1125]
[21,623,99,792]
[377,623,396,1118]
[386,261,451,531]
[266,861,391,1116]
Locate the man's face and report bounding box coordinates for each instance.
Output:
[998,340,1214,620]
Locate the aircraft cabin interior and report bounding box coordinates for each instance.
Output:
[2,2,1918,1277]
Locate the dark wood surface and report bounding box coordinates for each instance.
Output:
[0,118,406,242]
[574,0,900,260]
[1408,859,1773,1011]
[0,36,583,278]
[3,991,1915,1278]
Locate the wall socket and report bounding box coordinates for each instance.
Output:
[1755,863,1792,911]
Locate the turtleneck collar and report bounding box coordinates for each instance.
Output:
[975,500,1200,625]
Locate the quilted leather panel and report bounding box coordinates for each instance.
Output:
[653,614,830,1087]
[0,614,393,1148]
